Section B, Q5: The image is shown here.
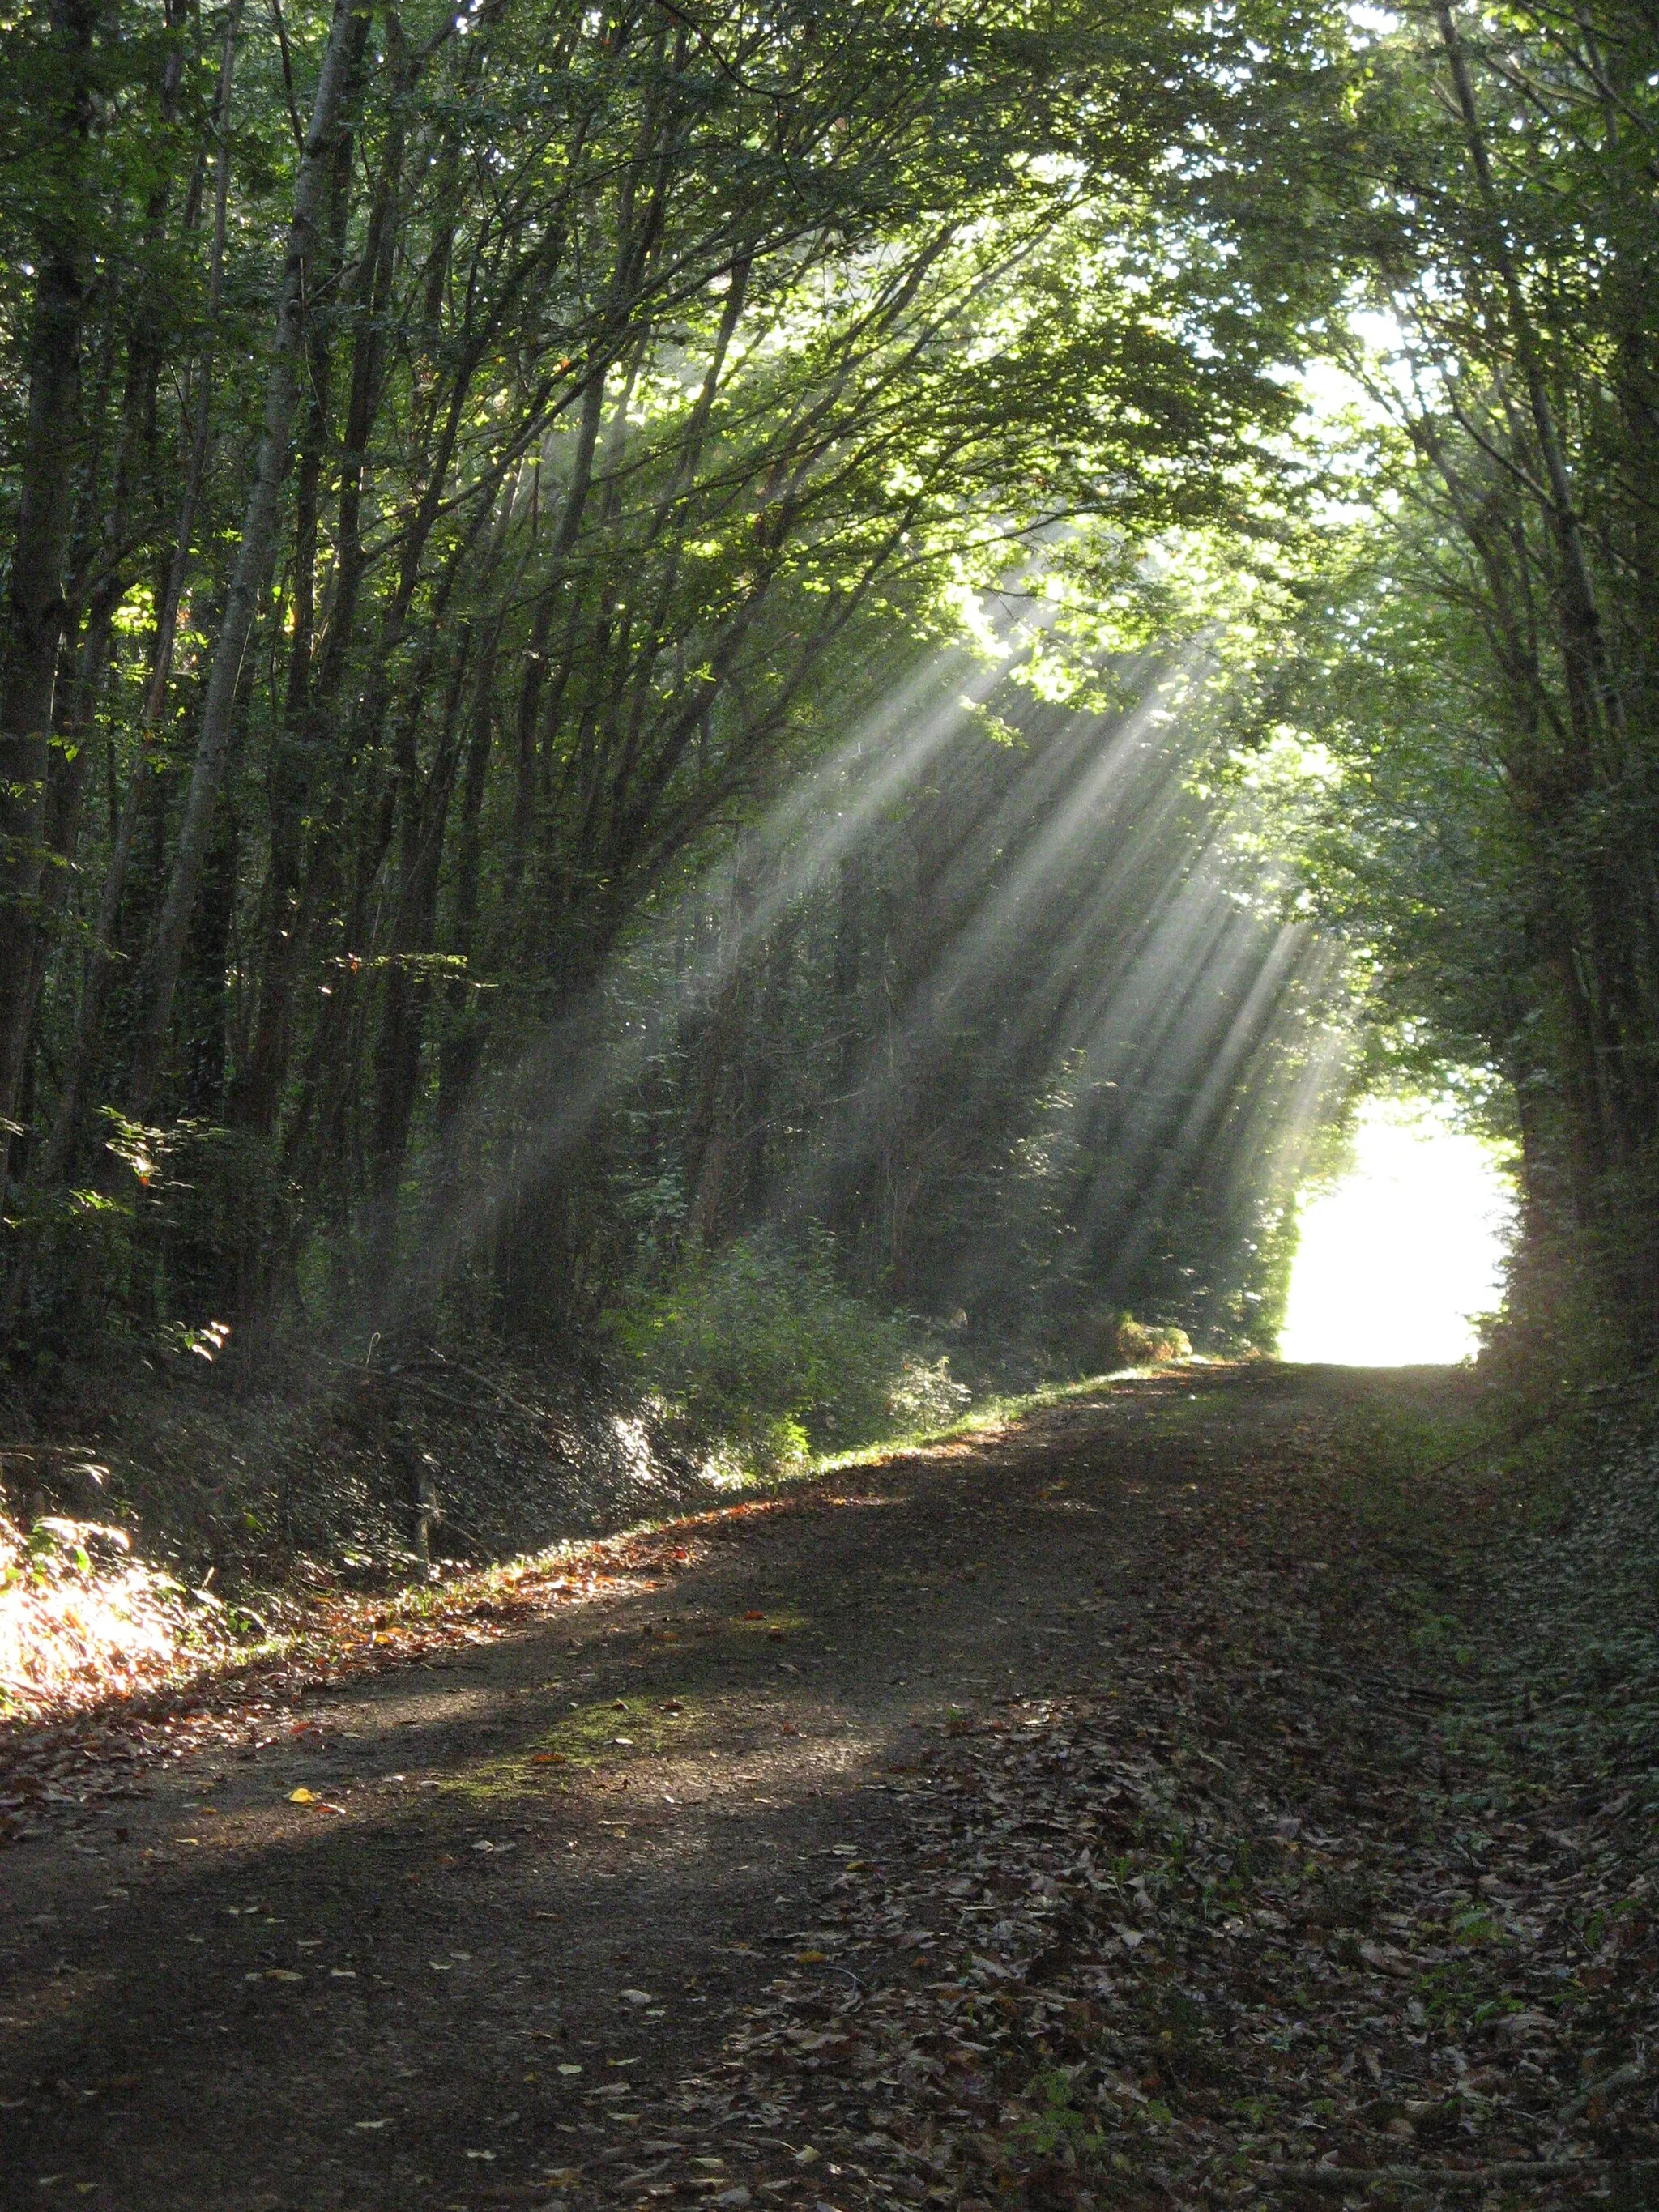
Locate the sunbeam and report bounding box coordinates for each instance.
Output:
[325,549,1348,1369]
[373,625,1037,1330]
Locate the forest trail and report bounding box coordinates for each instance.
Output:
[3,1366,1656,2211]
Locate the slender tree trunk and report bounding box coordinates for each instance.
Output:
[1438,3,1658,1328]
[0,0,96,1138]
[28,0,190,959]
[434,637,496,1140]
[365,634,473,1285]
[37,5,244,1185]
[254,337,495,1159]
[744,901,800,1225]
[1435,2,1623,753]
[237,28,400,1135]
[686,865,756,1246]
[503,367,608,903]
[129,0,370,1119]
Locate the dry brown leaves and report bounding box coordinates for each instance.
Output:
[0,1510,746,1847]
[566,1429,1659,2212]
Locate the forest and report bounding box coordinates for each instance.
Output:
[2,0,1653,1468]
[6,5,1659,2207]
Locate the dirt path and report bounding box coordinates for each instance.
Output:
[2,1366,1656,2211]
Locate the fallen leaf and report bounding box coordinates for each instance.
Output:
[1359,1941,1414,1980]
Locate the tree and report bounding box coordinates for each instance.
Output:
[1241,0,1659,1366]
[0,0,1359,1366]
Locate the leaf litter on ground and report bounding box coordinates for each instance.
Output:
[6,1376,1659,2210]
[0,1509,743,1845]
[552,1397,1659,2211]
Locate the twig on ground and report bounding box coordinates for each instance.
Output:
[1258,2154,1659,2192]
[1559,2053,1647,2123]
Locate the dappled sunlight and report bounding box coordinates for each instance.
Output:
[4,0,1656,2191]
[1279,1097,1516,1366]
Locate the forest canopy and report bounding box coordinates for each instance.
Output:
[1,0,1654,1455]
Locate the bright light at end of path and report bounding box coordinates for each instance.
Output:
[1278,1097,1516,1366]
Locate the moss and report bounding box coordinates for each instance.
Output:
[439,1690,702,1805]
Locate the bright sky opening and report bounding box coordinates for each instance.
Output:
[1278,1097,1516,1366]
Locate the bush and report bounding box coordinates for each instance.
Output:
[1115,1315,1193,1367]
[885,1353,971,1433]
[606,1232,906,1473]
[1065,1310,1194,1371]
[2,1113,294,1370]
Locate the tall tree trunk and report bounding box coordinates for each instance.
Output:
[365,633,473,1286]
[503,367,608,905]
[1435,2,1623,757]
[237,23,401,1136]
[0,0,96,1139]
[35,0,220,1187]
[434,635,497,1178]
[685,865,756,1246]
[253,336,494,1157]
[128,0,370,1119]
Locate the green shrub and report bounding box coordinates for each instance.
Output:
[1115,1314,1193,1366]
[885,1353,971,1433]
[606,1232,905,1473]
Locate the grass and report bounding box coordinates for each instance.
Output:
[799,1366,1143,1479]
[437,1604,815,1805]
[440,1690,703,1804]
[1323,1365,1603,1554]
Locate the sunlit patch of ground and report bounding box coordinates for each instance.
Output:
[1280,1094,1516,1365]
[13,1370,1657,2208]
[0,1509,223,1722]
[0,1376,1118,1741]
[0,1518,701,1753]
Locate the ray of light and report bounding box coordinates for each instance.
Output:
[772,676,1224,1225]
[353,569,1353,1362]
[778,649,1339,1328]
[372,626,1037,1329]
[1095,922,1310,1294]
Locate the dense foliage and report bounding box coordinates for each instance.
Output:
[0,0,1354,1409]
[4,0,1653,1441]
[1243,0,1659,1379]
